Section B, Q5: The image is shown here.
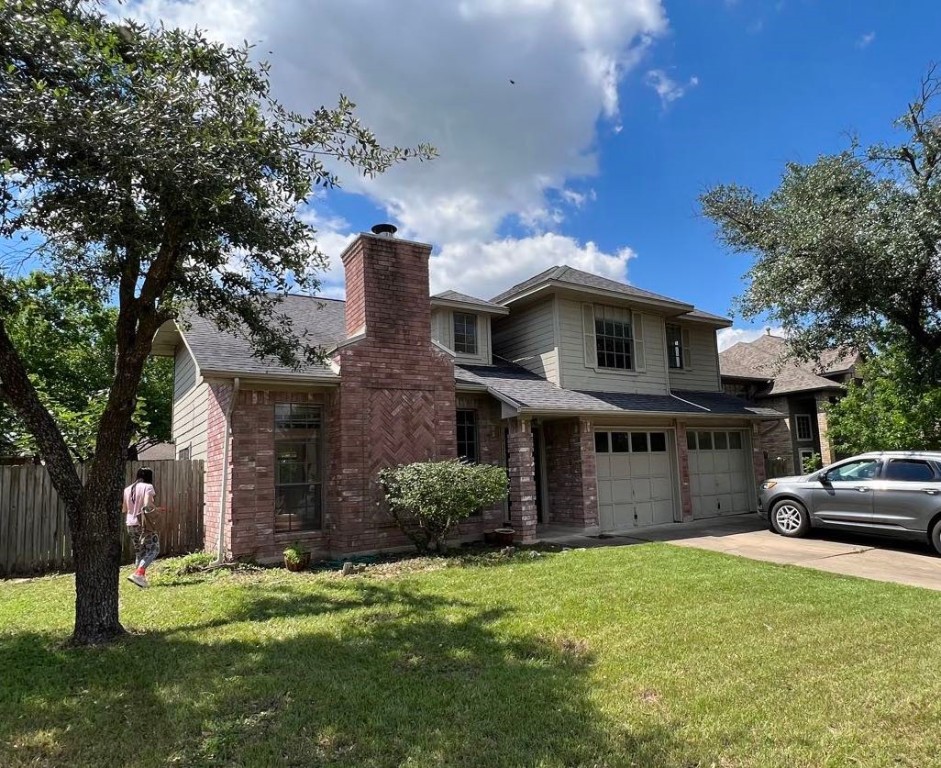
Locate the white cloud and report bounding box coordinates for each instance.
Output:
[645,69,699,107]
[120,0,668,295]
[717,326,786,351]
[856,31,876,49]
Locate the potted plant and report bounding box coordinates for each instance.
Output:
[283,542,310,572]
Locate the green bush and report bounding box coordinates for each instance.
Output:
[801,452,823,474]
[172,551,216,575]
[378,460,508,553]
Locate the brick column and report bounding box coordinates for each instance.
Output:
[675,421,693,521]
[577,417,599,528]
[814,393,833,465]
[750,422,767,489]
[507,417,538,543]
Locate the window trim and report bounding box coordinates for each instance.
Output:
[456,408,479,463]
[274,403,324,533]
[666,323,685,370]
[582,303,646,373]
[452,311,479,356]
[884,458,937,483]
[794,414,813,442]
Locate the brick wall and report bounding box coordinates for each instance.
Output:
[455,393,508,534]
[331,233,458,554]
[227,389,335,563]
[203,380,233,558]
[543,417,598,528]
[757,396,795,476]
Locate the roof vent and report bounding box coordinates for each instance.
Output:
[371,223,397,238]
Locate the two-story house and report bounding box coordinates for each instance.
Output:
[152,226,781,562]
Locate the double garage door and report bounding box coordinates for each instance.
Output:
[594,427,754,531]
[687,429,753,519]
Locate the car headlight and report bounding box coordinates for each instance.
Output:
[761,481,777,490]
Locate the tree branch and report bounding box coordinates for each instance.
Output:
[0,317,82,508]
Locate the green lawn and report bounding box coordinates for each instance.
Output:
[3,544,941,768]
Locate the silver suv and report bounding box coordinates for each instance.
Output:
[759,452,941,554]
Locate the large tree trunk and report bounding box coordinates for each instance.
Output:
[70,492,125,645]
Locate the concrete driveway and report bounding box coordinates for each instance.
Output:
[547,514,941,591]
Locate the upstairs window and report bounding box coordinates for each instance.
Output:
[583,304,645,372]
[594,306,633,370]
[453,312,478,355]
[666,324,687,370]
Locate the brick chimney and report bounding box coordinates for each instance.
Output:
[341,224,432,344]
[330,225,457,553]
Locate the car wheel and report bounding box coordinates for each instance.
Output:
[770,499,810,538]
[930,519,941,555]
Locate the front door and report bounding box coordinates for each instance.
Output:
[811,458,880,525]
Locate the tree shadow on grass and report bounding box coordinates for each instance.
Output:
[0,579,681,768]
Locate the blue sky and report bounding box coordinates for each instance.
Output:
[10,0,941,348]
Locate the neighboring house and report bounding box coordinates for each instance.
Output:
[719,333,861,476]
[136,442,177,461]
[152,226,782,562]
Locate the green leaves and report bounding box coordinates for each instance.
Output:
[379,460,509,554]
[827,344,941,454]
[701,69,941,371]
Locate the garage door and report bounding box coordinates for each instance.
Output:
[594,430,676,531]
[687,429,752,519]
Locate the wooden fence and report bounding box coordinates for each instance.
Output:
[0,460,204,577]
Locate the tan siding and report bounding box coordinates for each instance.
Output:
[172,345,210,460]
[431,307,491,365]
[557,298,668,394]
[492,298,559,383]
[667,322,722,392]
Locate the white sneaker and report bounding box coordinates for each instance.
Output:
[127,572,149,589]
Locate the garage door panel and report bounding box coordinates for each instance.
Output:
[689,430,753,519]
[594,429,676,532]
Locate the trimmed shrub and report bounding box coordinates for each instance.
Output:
[378,460,508,553]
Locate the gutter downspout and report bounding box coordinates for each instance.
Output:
[215,377,240,564]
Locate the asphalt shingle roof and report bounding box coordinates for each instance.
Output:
[456,362,780,418]
[180,295,346,378]
[431,290,507,312]
[719,334,855,396]
[490,265,693,309]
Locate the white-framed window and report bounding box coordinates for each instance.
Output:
[453,312,478,355]
[798,447,816,465]
[795,414,813,442]
[582,304,646,372]
[666,324,691,370]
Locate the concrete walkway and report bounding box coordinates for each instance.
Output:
[539,514,941,592]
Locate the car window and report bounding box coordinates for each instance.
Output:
[827,459,880,482]
[884,459,936,482]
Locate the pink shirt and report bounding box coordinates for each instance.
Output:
[124,482,155,526]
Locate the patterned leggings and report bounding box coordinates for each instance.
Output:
[128,526,160,569]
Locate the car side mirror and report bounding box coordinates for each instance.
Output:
[818,471,829,483]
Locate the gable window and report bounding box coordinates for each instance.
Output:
[453,312,478,355]
[274,404,323,532]
[594,306,633,370]
[795,414,813,442]
[456,409,479,463]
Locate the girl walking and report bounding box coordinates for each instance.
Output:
[123,467,159,588]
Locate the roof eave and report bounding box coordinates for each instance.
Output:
[430,298,510,316]
[500,280,695,313]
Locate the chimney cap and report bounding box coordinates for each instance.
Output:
[371,223,397,237]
